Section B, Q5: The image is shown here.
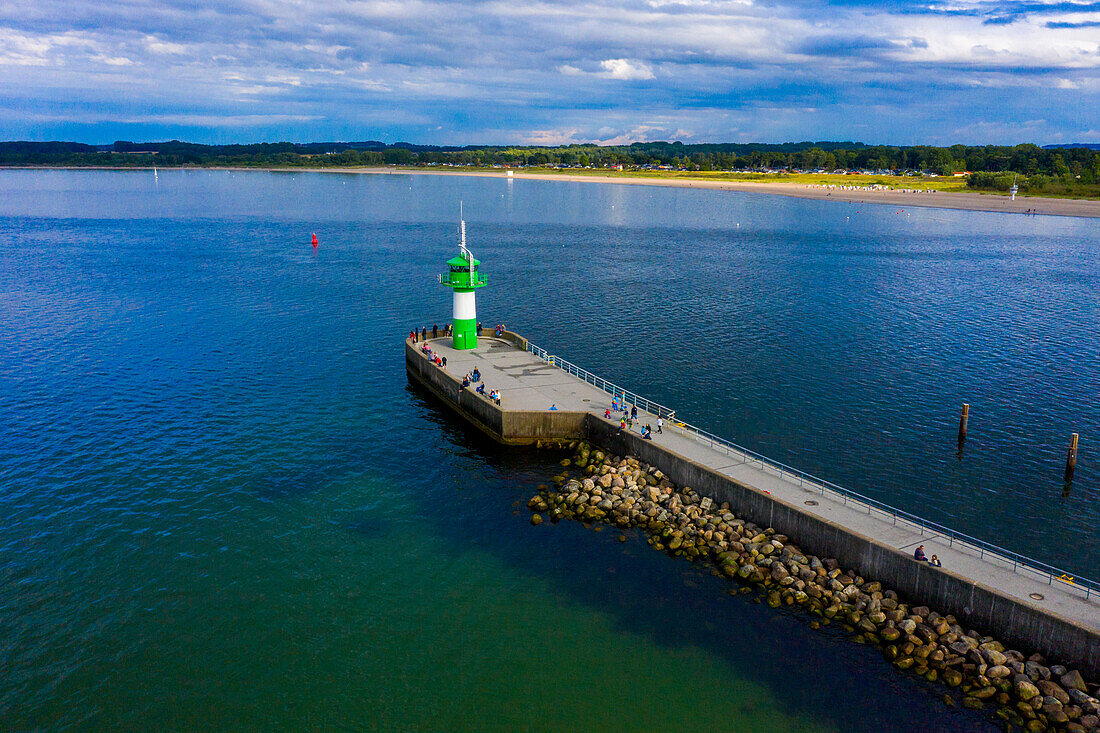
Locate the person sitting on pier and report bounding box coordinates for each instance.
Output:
[493,390,501,405]
[620,417,627,430]
[643,423,653,440]
[604,408,612,419]
[929,555,942,567]
[476,383,485,395]
[495,324,504,337]
[913,545,928,562]
[549,404,558,410]
[460,376,470,391]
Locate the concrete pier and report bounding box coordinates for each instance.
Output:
[406,332,1100,676]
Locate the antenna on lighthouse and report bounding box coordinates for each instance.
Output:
[458,202,471,262]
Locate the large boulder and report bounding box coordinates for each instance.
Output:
[1038,680,1071,704]
[1063,670,1088,693]
[1016,679,1041,701]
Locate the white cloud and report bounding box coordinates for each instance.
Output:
[599,58,655,80]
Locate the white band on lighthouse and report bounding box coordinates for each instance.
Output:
[453,289,476,321]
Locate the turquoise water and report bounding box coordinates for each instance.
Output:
[4,169,1097,730]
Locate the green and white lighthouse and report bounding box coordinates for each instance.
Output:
[440,214,486,350]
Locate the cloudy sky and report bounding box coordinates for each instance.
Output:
[1,0,1099,145]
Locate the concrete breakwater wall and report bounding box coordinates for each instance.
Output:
[405,337,1100,678]
[405,339,587,444]
[586,416,1100,679]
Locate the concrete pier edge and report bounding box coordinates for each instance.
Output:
[406,332,1100,677]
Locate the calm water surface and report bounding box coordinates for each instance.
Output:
[2,168,1097,730]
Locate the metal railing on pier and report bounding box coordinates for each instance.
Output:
[522,338,1099,600]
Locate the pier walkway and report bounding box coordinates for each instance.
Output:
[411,335,1100,638]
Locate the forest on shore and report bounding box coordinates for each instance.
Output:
[3,139,1099,198]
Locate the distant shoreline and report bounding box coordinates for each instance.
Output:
[6,164,1100,218]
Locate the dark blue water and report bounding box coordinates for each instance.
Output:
[2,168,1095,729]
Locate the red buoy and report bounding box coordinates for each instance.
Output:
[311,233,318,248]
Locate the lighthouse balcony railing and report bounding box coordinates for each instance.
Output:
[521,337,1098,599]
[440,274,487,287]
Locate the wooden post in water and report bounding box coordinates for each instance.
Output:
[958,404,969,442]
[1065,433,1079,481]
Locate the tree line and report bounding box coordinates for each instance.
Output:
[2,139,1098,196]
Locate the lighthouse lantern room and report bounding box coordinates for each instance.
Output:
[440,215,486,350]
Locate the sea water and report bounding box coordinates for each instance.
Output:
[3,168,1097,729]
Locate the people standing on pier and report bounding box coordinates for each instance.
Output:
[471,367,480,382]
[410,329,418,343]
[657,418,663,434]
[421,326,427,341]
[441,356,447,368]
[433,324,438,338]
[631,405,638,421]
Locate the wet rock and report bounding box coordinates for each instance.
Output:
[530,513,543,526]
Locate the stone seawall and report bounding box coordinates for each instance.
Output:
[584,413,1100,678]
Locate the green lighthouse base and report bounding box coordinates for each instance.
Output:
[452,317,477,350]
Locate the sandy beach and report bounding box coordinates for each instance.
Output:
[357,167,1100,219]
[11,164,1100,217]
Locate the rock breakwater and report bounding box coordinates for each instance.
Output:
[528,442,1100,733]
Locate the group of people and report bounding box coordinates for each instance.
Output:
[409,324,452,343]
[913,545,943,567]
[493,324,507,337]
[606,398,664,439]
[459,367,501,404]
[419,341,447,369]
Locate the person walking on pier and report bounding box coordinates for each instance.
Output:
[657,418,663,434]
[441,356,447,368]
[630,405,638,422]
